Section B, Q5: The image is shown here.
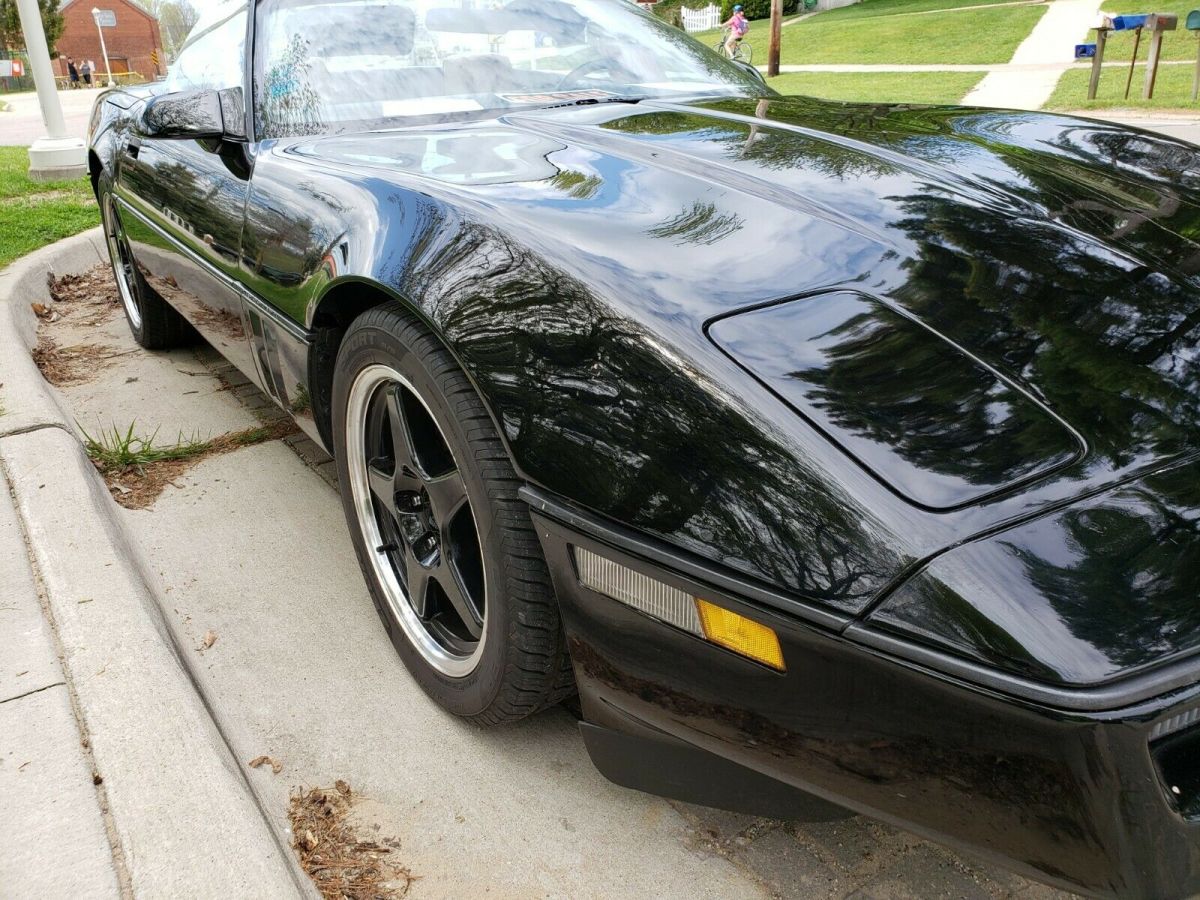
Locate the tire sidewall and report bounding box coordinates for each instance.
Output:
[96,175,149,345]
[332,312,508,718]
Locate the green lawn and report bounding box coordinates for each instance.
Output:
[768,69,985,104]
[0,147,98,270]
[694,2,1047,65]
[810,0,1036,20]
[1045,61,1200,111]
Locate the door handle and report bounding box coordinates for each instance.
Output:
[125,137,141,159]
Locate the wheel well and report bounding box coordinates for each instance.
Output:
[308,281,398,449]
[88,150,103,198]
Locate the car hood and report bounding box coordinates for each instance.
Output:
[288,97,1200,667]
[295,96,1200,507]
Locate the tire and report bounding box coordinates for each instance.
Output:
[98,176,191,350]
[332,302,575,724]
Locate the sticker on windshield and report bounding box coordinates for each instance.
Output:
[499,89,617,104]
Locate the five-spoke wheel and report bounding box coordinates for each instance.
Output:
[347,365,487,676]
[333,302,574,722]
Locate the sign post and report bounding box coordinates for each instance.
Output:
[1143,13,1178,99]
[1188,10,1200,101]
[14,0,86,180]
[767,0,782,78]
[1087,28,1107,100]
[91,7,116,88]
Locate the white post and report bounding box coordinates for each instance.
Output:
[92,8,115,88]
[14,0,86,180]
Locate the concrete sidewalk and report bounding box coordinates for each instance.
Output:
[0,232,307,899]
[964,0,1101,108]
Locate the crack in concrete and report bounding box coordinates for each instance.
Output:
[0,680,67,705]
[0,421,75,441]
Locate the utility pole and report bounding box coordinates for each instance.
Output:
[14,0,87,180]
[92,8,115,88]
[767,0,783,78]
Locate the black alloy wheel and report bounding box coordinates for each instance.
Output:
[332,302,574,723]
[352,365,487,673]
[98,176,191,349]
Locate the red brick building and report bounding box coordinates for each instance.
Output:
[55,0,165,81]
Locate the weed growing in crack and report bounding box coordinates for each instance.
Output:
[78,419,299,508]
[79,421,209,472]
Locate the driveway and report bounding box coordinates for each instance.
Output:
[25,260,1076,899]
[1,89,103,146]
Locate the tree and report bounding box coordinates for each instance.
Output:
[0,0,65,56]
[134,0,198,60]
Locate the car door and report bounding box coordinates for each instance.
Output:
[114,3,262,384]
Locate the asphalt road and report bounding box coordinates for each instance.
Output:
[0,89,102,146]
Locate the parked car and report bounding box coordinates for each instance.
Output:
[87,0,1200,895]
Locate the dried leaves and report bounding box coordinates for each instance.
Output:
[32,336,120,386]
[248,755,283,775]
[197,629,217,652]
[44,265,123,327]
[30,267,128,385]
[288,781,413,899]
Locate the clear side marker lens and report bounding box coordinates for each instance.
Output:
[575,547,703,635]
[573,547,785,670]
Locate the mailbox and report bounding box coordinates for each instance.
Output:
[1088,11,1181,100]
[1112,14,1148,29]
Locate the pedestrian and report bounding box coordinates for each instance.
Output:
[723,4,749,57]
[66,56,80,88]
[81,59,93,87]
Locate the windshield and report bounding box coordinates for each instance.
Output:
[253,0,765,138]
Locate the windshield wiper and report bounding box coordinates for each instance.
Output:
[539,95,643,110]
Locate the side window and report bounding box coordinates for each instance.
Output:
[166,9,247,93]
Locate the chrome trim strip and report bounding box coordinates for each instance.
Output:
[114,195,312,345]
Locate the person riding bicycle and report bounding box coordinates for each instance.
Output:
[723,5,749,57]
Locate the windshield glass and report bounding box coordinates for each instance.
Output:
[253,0,764,138]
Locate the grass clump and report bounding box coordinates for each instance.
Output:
[80,418,298,508]
[80,421,209,472]
[1045,62,1200,111]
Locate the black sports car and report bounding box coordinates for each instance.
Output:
[87,0,1200,895]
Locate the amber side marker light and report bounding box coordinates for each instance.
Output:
[574,547,785,671]
[696,598,786,671]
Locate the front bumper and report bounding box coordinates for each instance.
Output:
[525,491,1200,899]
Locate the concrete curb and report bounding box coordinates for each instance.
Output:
[0,232,307,898]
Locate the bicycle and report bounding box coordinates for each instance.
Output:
[714,28,752,65]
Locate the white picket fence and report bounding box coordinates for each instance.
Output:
[680,4,722,32]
